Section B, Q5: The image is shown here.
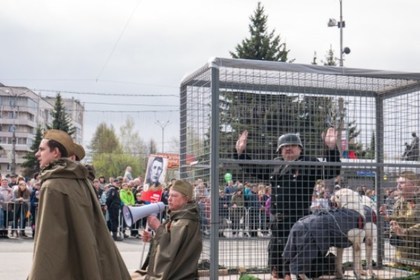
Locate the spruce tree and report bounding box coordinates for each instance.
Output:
[47,92,75,135]
[21,126,42,177]
[323,45,338,66]
[230,2,290,62]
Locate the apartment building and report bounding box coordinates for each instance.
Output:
[0,84,84,176]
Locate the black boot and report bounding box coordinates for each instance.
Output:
[112,232,123,241]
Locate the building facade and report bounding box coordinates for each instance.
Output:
[0,84,84,176]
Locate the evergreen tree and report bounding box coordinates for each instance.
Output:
[21,126,42,177]
[216,2,338,183]
[47,93,75,135]
[230,2,290,62]
[364,131,376,159]
[347,120,365,158]
[322,45,338,66]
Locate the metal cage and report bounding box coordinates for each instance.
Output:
[180,58,420,279]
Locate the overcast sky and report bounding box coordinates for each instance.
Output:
[1,0,419,153]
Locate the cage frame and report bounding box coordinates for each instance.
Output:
[180,57,420,279]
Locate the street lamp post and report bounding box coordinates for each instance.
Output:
[11,124,16,176]
[328,0,350,67]
[155,120,170,152]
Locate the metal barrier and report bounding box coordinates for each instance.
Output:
[1,201,37,238]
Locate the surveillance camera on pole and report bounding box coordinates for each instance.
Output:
[327,0,349,67]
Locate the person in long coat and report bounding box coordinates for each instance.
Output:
[132,180,202,280]
[28,129,130,280]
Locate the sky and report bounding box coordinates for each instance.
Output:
[1,0,420,153]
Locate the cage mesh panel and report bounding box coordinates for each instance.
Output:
[180,59,420,279]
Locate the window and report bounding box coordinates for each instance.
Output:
[17,138,27,145]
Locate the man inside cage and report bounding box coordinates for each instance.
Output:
[379,170,420,265]
[235,128,341,280]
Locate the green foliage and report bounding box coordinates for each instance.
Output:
[92,152,142,179]
[239,274,261,280]
[119,116,147,157]
[21,126,42,177]
[119,116,147,175]
[90,121,148,178]
[364,131,376,159]
[230,2,290,62]
[47,93,75,135]
[219,91,334,164]
[90,123,122,155]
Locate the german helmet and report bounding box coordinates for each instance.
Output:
[276,133,303,152]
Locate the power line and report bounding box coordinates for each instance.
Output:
[84,109,179,113]
[2,78,177,89]
[96,0,143,81]
[33,88,178,97]
[83,101,177,107]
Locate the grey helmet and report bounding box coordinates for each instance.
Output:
[276,133,303,152]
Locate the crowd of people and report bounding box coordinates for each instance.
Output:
[1,127,420,279]
[0,129,203,279]
[0,170,167,241]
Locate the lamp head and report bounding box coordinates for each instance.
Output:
[327,18,337,27]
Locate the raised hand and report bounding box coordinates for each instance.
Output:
[322,127,338,150]
[236,130,249,155]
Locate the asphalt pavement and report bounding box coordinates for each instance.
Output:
[0,236,147,280]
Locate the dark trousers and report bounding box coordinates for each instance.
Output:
[108,206,120,233]
[268,219,294,276]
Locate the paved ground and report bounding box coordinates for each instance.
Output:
[0,235,415,280]
[0,236,148,279]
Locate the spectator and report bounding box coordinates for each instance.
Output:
[231,187,245,237]
[106,178,123,241]
[120,182,135,207]
[0,178,12,238]
[380,171,420,263]
[120,182,136,237]
[92,178,103,199]
[100,184,111,219]
[12,181,30,238]
[235,128,341,279]
[98,175,106,190]
[124,166,134,181]
[132,180,202,279]
[218,189,230,237]
[29,180,40,238]
[224,180,237,197]
[29,129,130,279]
[408,132,420,161]
[194,179,210,236]
[247,184,260,237]
[8,174,18,189]
[263,186,272,236]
